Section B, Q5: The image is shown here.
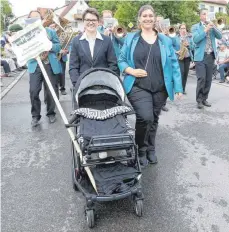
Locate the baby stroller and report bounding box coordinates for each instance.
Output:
[69,68,143,228]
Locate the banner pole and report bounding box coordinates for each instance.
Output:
[36,57,98,193]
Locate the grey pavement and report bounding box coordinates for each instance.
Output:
[1,69,26,93]
[1,70,229,232]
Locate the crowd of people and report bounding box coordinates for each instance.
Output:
[3,5,229,167]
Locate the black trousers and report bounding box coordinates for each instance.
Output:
[195,53,215,103]
[1,60,11,73]
[29,64,59,119]
[128,86,167,153]
[59,60,66,91]
[179,57,191,92]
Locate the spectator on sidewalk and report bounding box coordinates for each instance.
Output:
[1,60,11,77]
[216,43,229,83]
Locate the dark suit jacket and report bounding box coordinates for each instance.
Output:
[69,34,119,85]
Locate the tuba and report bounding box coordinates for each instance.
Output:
[40,9,75,60]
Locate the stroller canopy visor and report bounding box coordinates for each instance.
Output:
[75,68,125,103]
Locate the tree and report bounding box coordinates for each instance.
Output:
[1,0,14,32]
[9,24,23,32]
[88,0,200,30]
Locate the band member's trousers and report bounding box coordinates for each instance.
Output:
[29,64,59,119]
[179,57,191,92]
[127,86,167,153]
[59,60,66,91]
[195,53,215,103]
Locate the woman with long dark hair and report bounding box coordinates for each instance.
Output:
[118,5,183,167]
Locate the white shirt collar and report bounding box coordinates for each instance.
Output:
[79,31,103,41]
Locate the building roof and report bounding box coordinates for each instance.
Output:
[60,1,77,18]
[10,14,28,24]
[202,0,228,5]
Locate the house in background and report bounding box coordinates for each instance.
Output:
[55,0,89,32]
[9,0,89,32]
[199,0,228,14]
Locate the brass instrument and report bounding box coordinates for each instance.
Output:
[206,18,225,32]
[39,9,75,60]
[168,26,177,38]
[177,41,188,60]
[113,25,127,39]
[177,35,191,60]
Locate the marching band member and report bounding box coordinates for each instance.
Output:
[69,8,119,86]
[26,11,62,127]
[171,23,194,94]
[98,10,126,58]
[49,23,68,95]
[191,8,222,109]
[118,5,183,167]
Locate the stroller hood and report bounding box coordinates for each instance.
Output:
[75,68,125,103]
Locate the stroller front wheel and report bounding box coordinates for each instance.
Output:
[134,199,143,217]
[86,209,95,228]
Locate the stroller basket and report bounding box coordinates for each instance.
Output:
[88,134,135,152]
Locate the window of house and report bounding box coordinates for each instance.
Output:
[209,6,214,12]
[219,7,223,13]
[200,4,205,9]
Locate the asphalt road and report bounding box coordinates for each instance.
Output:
[1,70,229,232]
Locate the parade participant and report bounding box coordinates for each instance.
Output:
[48,23,68,95]
[26,11,62,127]
[191,8,222,109]
[98,10,126,58]
[118,5,183,167]
[172,23,194,94]
[69,8,119,86]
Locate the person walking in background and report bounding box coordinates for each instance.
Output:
[172,23,194,94]
[191,8,222,109]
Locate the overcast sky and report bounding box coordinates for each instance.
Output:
[9,0,65,17]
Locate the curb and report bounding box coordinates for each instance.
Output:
[0,70,26,100]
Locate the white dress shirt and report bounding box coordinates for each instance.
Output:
[79,31,103,58]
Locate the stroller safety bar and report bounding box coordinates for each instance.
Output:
[87,134,135,152]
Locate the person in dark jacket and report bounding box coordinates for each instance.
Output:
[69,8,119,86]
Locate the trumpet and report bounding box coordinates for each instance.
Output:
[206,18,225,31]
[113,25,127,38]
[168,26,177,38]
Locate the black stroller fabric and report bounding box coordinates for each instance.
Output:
[79,115,131,148]
[91,163,140,195]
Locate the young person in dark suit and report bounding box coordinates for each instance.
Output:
[69,8,119,86]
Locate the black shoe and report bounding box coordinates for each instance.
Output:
[203,100,211,107]
[61,90,67,95]
[31,118,39,127]
[197,102,204,109]
[219,80,225,83]
[138,152,148,168]
[146,151,158,164]
[161,106,169,112]
[48,115,56,123]
[183,91,187,95]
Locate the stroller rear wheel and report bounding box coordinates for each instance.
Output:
[134,199,143,217]
[86,209,95,228]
